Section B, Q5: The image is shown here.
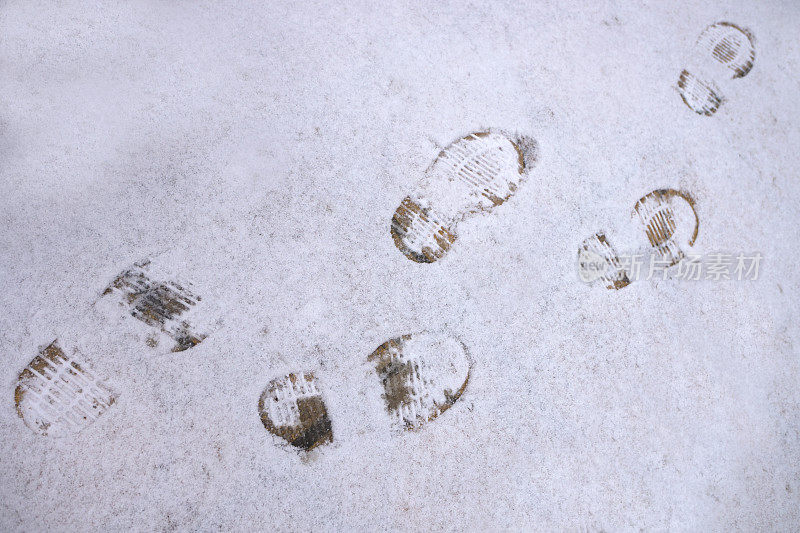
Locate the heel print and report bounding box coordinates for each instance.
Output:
[258,373,333,451]
[578,232,631,290]
[391,197,456,263]
[677,70,724,116]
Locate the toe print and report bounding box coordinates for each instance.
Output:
[368,332,470,430]
[15,341,117,438]
[391,130,536,263]
[258,373,333,451]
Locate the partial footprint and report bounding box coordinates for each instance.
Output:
[15,341,117,437]
[100,259,213,352]
[677,71,724,116]
[633,189,699,266]
[258,373,333,451]
[678,22,755,115]
[578,188,700,288]
[391,130,537,262]
[368,332,470,430]
[577,232,631,290]
[696,22,755,78]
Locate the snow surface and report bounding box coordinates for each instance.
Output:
[1,0,799,530]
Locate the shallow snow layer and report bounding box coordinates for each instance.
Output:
[1,1,799,531]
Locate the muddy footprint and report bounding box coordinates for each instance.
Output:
[678,22,755,115]
[368,332,470,430]
[391,130,537,262]
[100,258,213,352]
[258,373,333,451]
[15,341,117,437]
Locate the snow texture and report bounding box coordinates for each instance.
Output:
[1,1,799,531]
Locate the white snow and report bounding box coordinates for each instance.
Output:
[0,1,799,531]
